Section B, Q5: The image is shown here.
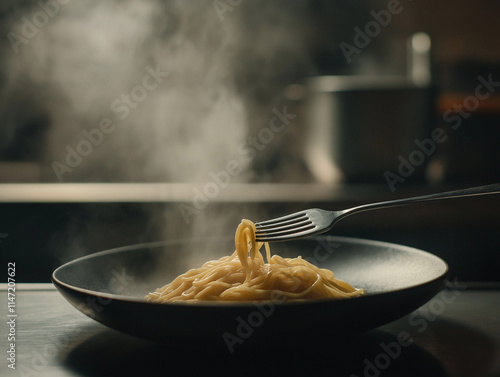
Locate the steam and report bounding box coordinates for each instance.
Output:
[0,0,320,264]
[3,1,246,182]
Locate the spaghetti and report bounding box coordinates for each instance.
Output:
[146,219,364,303]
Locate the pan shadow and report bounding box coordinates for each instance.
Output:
[380,315,500,377]
[62,324,450,377]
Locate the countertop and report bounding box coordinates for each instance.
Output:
[1,284,499,377]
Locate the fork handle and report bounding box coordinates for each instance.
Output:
[340,183,500,217]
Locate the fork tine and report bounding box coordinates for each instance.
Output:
[256,222,316,238]
[255,211,308,227]
[255,224,318,242]
[255,218,312,233]
[255,216,309,232]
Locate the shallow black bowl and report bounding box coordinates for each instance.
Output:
[52,236,448,346]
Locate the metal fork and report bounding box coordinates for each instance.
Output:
[254,183,500,242]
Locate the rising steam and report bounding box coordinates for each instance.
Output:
[0,0,337,255]
[2,0,252,182]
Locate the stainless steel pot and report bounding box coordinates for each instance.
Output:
[303,75,434,183]
[302,33,434,184]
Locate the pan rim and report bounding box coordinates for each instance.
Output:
[52,235,449,308]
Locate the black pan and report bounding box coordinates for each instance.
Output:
[52,236,448,347]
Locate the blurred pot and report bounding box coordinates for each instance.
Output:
[303,75,434,183]
[302,32,434,184]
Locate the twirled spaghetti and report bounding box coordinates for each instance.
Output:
[146,219,364,303]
